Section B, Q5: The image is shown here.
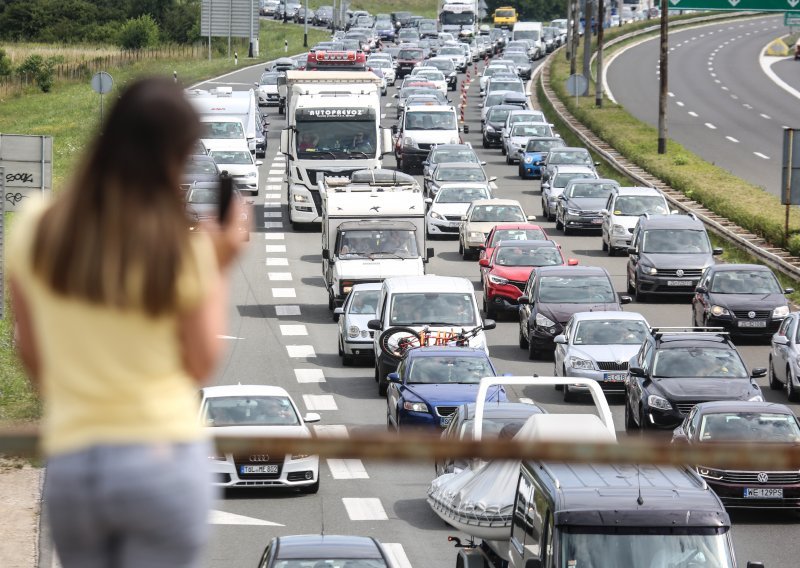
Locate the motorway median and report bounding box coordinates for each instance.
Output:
[546,14,800,257]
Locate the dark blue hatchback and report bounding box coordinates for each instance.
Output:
[386,347,506,431]
[518,136,565,179]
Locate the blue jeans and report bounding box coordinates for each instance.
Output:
[44,441,215,568]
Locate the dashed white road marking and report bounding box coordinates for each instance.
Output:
[742,103,753,109]
[268,169,283,175]
[721,86,729,91]
[264,211,282,217]
[266,257,289,266]
[275,305,301,316]
[264,221,283,229]
[303,394,337,410]
[385,102,393,107]
[725,136,739,143]
[383,544,413,568]
[295,368,325,383]
[705,123,717,130]
[688,111,699,117]
[342,498,388,520]
[264,233,286,240]
[287,345,316,358]
[263,193,281,200]
[760,113,772,120]
[271,287,296,298]
[208,510,284,526]
[313,424,349,437]
[668,92,674,97]
[754,152,770,160]
[265,244,287,253]
[676,101,684,107]
[327,459,369,479]
[267,177,282,182]
[266,184,281,191]
[268,272,293,281]
[264,202,281,209]
[280,324,308,336]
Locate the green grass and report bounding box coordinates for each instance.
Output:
[0,20,330,425]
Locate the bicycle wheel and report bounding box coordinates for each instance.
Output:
[378,327,421,362]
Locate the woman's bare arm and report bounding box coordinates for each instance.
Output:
[10,276,41,390]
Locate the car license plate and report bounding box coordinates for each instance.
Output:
[744,488,783,498]
[738,320,767,328]
[240,465,279,474]
[440,416,454,427]
[447,221,460,228]
[667,280,695,286]
[591,218,603,224]
[604,373,626,382]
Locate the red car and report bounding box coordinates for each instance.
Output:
[479,240,577,318]
[479,223,550,276]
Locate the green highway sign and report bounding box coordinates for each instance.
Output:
[668,0,800,10]
[786,11,800,25]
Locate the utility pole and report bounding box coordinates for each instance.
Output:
[657,0,668,154]
[571,0,581,76]
[595,0,604,107]
[303,0,309,46]
[566,0,573,61]
[618,0,623,25]
[582,0,592,96]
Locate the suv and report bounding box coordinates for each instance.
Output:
[624,328,766,432]
[600,186,670,256]
[394,105,464,173]
[626,213,722,302]
[395,46,425,77]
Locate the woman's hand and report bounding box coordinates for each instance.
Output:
[202,197,252,270]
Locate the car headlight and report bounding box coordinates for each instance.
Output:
[710,305,729,317]
[348,325,360,338]
[468,231,484,239]
[568,356,594,370]
[488,274,508,285]
[535,313,556,328]
[640,263,657,275]
[485,125,495,133]
[566,208,581,216]
[429,210,446,221]
[647,394,672,411]
[293,193,309,203]
[449,137,459,144]
[748,394,764,402]
[403,137,416,147]
[403,401,429,413]
[773,305,790,318]
[246,171,257,178]
[612,224,627,235]
[524,156,533,164]
[697,466,723,480]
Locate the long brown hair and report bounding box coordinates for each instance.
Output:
[32,76,203,317]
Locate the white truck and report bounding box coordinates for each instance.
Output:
[278,71,395,227]
[438,0,478,37]
[320,169,433,311]
[186,87,261,156]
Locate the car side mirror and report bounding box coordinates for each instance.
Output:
[392,124,398,134]
[746,562,765,568]
[254,81,259,87]
[785,288,795,294]
[671,427,689,444]
[463,125,470,133]
[553,334,567,344]
[479,258,490,267]
[525,559,543,568]
[774,335,789,345]
[426,247,435,258]
[460,215,467,221]
[387,372,400,382]
[567,258,578,266]
[255,160,263,166]
[629,366,645,377]
[322,249,330,260]
[333,307,344,315]
[488,176,497,182]
[712,247,724,256]
[695,285,707,294]
[367,319,383,331]
[619,295,632,305]
[480,161,486,165]
[558,195,565,200]
[542,182,550,189]
[751,368,767,378]
[303,412,321,423]
[392,93,399,98]
[517,295,529,305]
[627,246,637,255]
[600,209,609,216]
[526,215,536,221]
[594,161,601,166]
[482,319,496,330]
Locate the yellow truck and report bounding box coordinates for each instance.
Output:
[492,6,517,28]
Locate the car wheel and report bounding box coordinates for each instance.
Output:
[788,367,799,402]
[501,145,506,156]
[505,153,512,165]
[518,166,525,178]
[482,137,489,149]
[769,356,782,390]
[638,405,647,432]
[518,326,529,349]
[555,214,563,231]
[483,294,496,319]
[458,240,464,256]
[328,294,335,311]
[634,279,648,303]
[563,383,574,402]
[338,337,344,357]
[527,333,538,360]
[342,352,353,366]
[601,239,608,252]
[624,399,637,431]
[299,479,320,494]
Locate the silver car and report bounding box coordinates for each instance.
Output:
[541,165,598,221]
[334,283,382,365]
[554,311,650,402]
[503,122,555,164]
[769,311,800,402]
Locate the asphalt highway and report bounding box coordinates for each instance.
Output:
[196,50,800,567]
[606,15,794,198]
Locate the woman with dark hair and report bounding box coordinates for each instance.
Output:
[7,77,248,567]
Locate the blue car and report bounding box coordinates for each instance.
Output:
[386,347,507,431]
[518,137,565,180]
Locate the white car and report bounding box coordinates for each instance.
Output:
[199,384,321,492]
[600,186,670,256]
[500,110,548,144]
[503,122,555,164]
[438,45,468,71]
[409,68,447,94]
[255,71,281,107]
[479,66,518,94]
[208,140,262,196]
[459,198,532,260]
[541,165,599,221]
[367,57,396,86]
[334,282,382,365]
[425,184,491,238]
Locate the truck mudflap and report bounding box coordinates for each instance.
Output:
[450,537,508,568]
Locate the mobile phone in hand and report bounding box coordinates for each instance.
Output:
[218,173,234,225]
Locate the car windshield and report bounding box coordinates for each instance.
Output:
[399,87,439,99]
[202,121,244,139]
[187,188,220,204]
[470,205,525,222]
[491,229,545,244]
[573,320,649,345]
[485,92,507,107]
[511,113,545,125]
[488,108,513,122]
[526,139,564,152]
[489,81,524,93]
[505,54,529,65]
[399,48,423,58]
[259,73,279,85]
[273,561,387,568]
[642,229,711,254]
[347,289,379,314]
[389,292,477,326]
[428,60,454,72]
[439,47,462,55]
[203,396,299,427]
[337,229,419,259]
[405,111,456,130]
[495,246,562,267]
[567,182,617,199]
[436,167,486,182]
[437,187,489,203]
[697,412,800,443]
[710,270,782,294]
[613,195,669,216]
[553,172,595,188]
[418,70,445,81]
[653,347,748,378]
[496,9,515,17]
[511,124,549,137]
[185,160,217,175]
[560,529,734,568]
[433,150,478,164]
[551,150,592,165]
[407,356,494,384]
[538,275,616,304]
[210,150,252,165]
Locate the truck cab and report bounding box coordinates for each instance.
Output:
[394,105,466,174]
[492,6,517,29]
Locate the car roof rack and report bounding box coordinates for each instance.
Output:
[650,327,728,340]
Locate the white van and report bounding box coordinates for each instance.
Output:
[187,87,259,155]
[511,21,544,59]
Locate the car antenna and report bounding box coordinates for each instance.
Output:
[636,464,644,506]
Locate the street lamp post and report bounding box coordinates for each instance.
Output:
[304,0,309,47]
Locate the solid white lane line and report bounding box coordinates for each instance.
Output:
[688,111,698,117]
[275,305,301,316]
[725,136,739,143]
[295,368,325,383]
[264,233,285,239]
[342,498,388,520]
[264,221,283,229]
[280,324,308,336]
[327,459,369,479]
[313,424,349,437]
[266,257,289,266]
[705,123,717,129]
[754,152,770,160]
[303,394,337,411]
[265,244,287,253]
[383,544,413,568]
[268,272,293,281]
[286,345,316,358]
[272,288,296,298]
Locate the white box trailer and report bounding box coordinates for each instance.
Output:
[187,87,259,155]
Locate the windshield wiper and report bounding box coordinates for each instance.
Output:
[300,151,338,159]
[348,151,371,159]
[369,252,406,260]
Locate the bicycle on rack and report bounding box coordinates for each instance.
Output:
[377,322,494,363]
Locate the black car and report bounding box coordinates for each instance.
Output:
[181,155,219,190]
[482,104,518,148]
[555,178,620,235]
[672,401,800,509]
[517,265,631,359]
[257,534,393,567]
[692,263,792,339]
[624,328,766,432]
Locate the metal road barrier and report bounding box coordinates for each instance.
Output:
[1,425,800,471]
